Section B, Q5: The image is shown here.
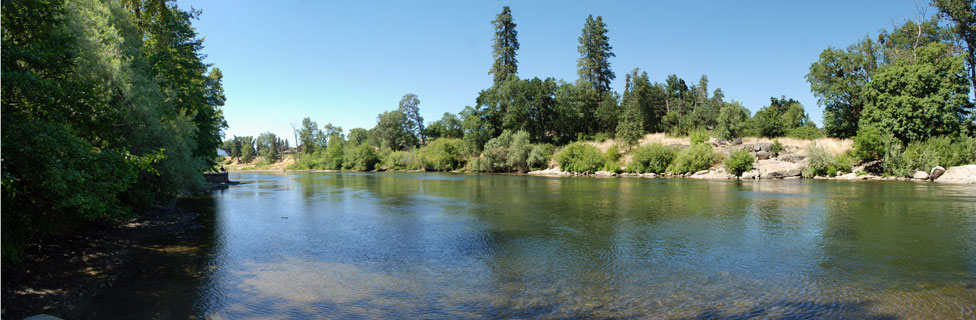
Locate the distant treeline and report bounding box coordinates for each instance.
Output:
[229,3,975,176]
[2,0,226,260]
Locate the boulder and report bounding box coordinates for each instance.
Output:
[775,153,805,163]
[732,138,743,145]
[690,168,735,180]
[934,165,976,184]
[836,172,857,180]
[753,143,772,152]
[853,160,883,174]
[930,166,946,180]
[741,170,758,180]
[756,159,804,179]
[912,171,929,180]
[594,171,616,177]
[755,151,771,160]
[713,138,729,146]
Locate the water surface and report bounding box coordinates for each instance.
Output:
[92,172,976,319]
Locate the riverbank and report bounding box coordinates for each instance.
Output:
[1,204,209,319]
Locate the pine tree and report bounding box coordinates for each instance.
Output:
[577,15,615,95]
[490,6,519,86]
[617,70,644,148]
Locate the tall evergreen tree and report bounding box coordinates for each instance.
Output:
[617,70,645,148]
[577,15,615,95]
[490,6,519,86]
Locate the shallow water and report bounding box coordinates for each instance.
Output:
[91,172,976,319]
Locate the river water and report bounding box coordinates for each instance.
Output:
[90,172,976,319]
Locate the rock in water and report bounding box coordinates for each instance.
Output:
[912,171,929,180]
[934,165,976,184]
[929,166,946,180]
[757,160,804,179]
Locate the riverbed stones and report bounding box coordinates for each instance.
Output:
[756,151,771,160]
[742,170,758,179]
[930,166,946,180]
[934,165,976,184]
[912,171,929,180]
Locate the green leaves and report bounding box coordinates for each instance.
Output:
[577,15,615,95]
[490,6,519,86]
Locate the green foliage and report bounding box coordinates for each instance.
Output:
[670,144,717,173]
[527,143,555,169]
[577,14,615,94]
[490,6,519,86]
[629,143,675,174]
[240,139,256,164]
[802,144,851,177]
[715,101,750,139]
[770,139,783,155]
[807,38,878,138]
[724,148,756,177]
[256,132,280,163]
[376,109,419,150]
[852,126,885,162]
[343,144,379,171]
[616,69,646,148]
[398,93,425,143]
[556,142,604,173]
[861,42,974,143]
[786,125,825,139]
[424,112,463,140]
[689,128,710,145]
[418,138,465,171]
[384,151,419,170]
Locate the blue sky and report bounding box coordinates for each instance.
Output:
[182,0,928,141]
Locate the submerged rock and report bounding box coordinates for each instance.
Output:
[934,165,976,184]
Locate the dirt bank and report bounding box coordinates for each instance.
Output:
[1,204,210,319]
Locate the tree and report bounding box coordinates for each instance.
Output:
[425,112,464,140]
[398,93,424,143]
[715,101,750,139]
[616,69,645,148]
[806,37,880,138]
[240,137,256,163]
[577,15,615,95]
[933,0,976,96]
[375,110,418,150]
[347,128,370,145]
[861,42,974,143]
[256,132,280,163]
[490,6,519,86]
[299,117,320,154]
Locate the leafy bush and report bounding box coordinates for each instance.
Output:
[853,126,885,162]
[323,144,344,170]
[506,131,532,172]
[802,143,852,177]
[670,144,716,173]
[527,144,555,169]
[556,142,604,173]
[902,140,940,173]
[240,142,256,164]
[384,150,418,170]
[630,143,675,174]
[289,151,327,170]
[770,139,783,155]
[883,141,910,177]
[344,144,379,171]
[605,145,621,163]
[418,138,465,171]
[786,126,825,139]
[724,148,755,177]
[689,128,710,145]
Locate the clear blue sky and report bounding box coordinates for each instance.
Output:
[181,0,929,141]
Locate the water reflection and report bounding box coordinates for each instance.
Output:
[91,173,976,318]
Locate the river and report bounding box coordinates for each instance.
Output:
[88,172,976,319]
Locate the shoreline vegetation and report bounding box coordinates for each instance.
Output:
[221,4,976,187]
[222,132,976,184]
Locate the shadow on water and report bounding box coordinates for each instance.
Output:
[83,196,222,319]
